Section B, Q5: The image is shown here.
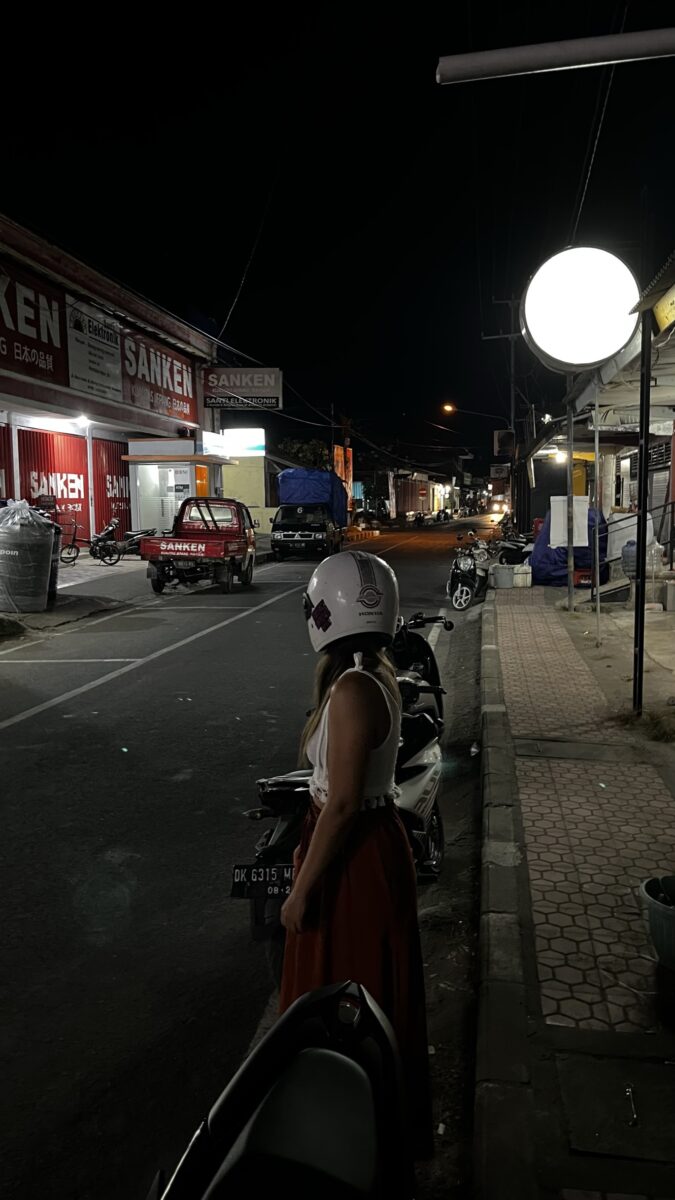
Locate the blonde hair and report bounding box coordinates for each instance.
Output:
[299,635,399,765]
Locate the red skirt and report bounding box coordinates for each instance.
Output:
[279,802,433,1159]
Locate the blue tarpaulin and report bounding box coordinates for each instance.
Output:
[531,508,609,586]
[277,469,348,527]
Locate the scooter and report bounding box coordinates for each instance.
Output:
[447,544,489,610]
[144,981,413,1200]
[390,611,452,719]
[114,523,157,556]
[494,532,534,565]
[231,615,451,981]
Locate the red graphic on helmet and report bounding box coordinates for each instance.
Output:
[311,599,332,632]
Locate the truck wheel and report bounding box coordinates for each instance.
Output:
[240,559,253,587]
[219,566,234,594]
[151,578,165,594]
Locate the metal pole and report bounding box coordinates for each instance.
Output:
[566,400,575,614]
[436,28,675,85]
[632,310,653,715]
[594,393,601,647]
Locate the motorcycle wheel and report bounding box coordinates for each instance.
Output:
[60,544,80,565]
[498,551,508,565]
[451,582,473,610]
[100,546,121,565]
[421,803,445,877]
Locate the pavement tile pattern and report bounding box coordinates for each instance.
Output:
[497,595,628,743]
[496,591,675,1034]
[519,756,672,1032]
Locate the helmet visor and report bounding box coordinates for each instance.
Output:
[302,591,313,622]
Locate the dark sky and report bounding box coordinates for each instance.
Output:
[3,3,673,472]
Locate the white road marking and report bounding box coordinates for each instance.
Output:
[0,638,47,657]
[0,585,304,732]
[131,605,253,611]
[0,658,140,664]
[427,608,449,652]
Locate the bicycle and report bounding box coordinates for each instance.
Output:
[60,518,121,566]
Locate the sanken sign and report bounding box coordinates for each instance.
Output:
[159,540,207,554]
[203,366,282,410]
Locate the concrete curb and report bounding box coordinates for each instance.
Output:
[475,592,537,1199]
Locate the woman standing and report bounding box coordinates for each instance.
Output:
[279,550,433,1159]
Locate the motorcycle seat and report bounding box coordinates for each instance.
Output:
[124,529,154,536]
[205,1048,376,1197]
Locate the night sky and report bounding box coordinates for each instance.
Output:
[4,3,673,473]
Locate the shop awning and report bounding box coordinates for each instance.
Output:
[122,453,234,466]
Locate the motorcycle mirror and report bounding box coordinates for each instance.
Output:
[443,619,454,631]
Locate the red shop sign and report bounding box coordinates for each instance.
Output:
[0,258,68,387]
[18,427,90,539]
[122,332,197,423]
[93,438,130,530]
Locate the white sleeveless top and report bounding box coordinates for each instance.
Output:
[306,654,401,809]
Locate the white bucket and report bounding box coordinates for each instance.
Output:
[492,564,514,589]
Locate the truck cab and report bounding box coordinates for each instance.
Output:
[271,503,342,559]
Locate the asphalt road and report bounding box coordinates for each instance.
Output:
[1,525,483,1199]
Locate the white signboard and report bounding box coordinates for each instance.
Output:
[67,297,122,403]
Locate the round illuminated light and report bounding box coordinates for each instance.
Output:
[521,247,640,373]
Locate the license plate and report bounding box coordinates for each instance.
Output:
[231,863,294,899]
[176,558,199,568]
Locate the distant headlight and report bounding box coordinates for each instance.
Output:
[314,532,325,539]
[272,532,283,539]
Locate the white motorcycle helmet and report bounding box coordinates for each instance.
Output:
[302,551,399,653]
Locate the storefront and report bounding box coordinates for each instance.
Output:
[0,215,215,535]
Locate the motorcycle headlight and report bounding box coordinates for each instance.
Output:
[457,556,473,571]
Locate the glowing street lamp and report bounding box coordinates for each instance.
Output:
[521,246,640,373]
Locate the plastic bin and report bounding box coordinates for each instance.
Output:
[492,564,514,589]
[640,876,675,970]
[0,502,54,612]
[513,564,532,588]
[48,523,62,606]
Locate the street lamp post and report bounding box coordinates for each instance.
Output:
[442,404,511,427]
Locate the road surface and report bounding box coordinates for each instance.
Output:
[1,526,483,1198]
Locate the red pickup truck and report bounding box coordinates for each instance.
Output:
[139,497,256,594]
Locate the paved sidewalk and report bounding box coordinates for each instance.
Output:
[478,587,675,1200]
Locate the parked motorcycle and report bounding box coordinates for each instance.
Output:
[114,522,157,556]
[493,527,534,565]
[145,981,413,1200]
[231,613,452,982]
[447,544,489,610]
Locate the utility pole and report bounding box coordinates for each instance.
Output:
[485,296,519,516]
[483,297,518,438]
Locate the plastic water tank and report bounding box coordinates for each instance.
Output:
[0,502,54,612]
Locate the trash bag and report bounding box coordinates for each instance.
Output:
[0,499,55,612]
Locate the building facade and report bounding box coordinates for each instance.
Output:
[0,215,216,536]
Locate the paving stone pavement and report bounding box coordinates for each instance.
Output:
[496,589,675,1038]
[497,595,629,743]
